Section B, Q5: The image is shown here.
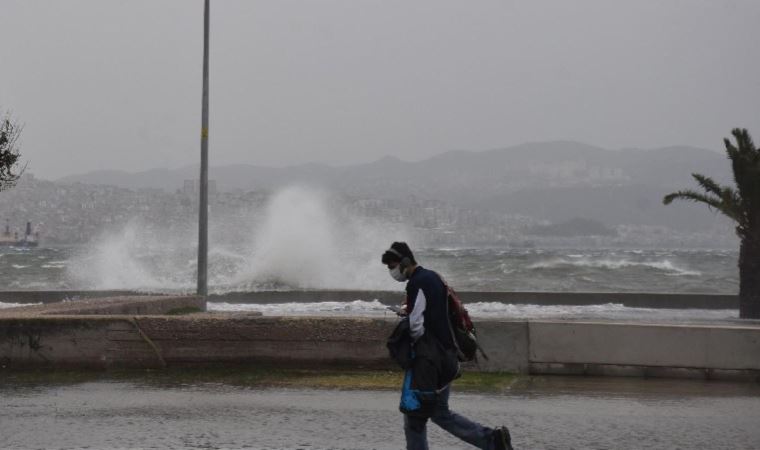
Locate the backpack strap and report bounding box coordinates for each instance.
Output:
[433,271,467,361]
[434,271,490,362]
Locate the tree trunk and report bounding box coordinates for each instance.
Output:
[738,236,760,319]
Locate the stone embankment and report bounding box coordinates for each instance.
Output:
[208,290,738,309]
[4,290,736,310]
[0,294,758,380]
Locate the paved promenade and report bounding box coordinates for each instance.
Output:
[2,376,759,449]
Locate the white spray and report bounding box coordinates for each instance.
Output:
[68,186,414,292]
[235,185,411,290]
[66,221,191,291]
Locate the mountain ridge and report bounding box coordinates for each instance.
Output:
[51,141,733,230]
[56,141,726,189]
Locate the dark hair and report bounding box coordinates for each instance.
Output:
[381,241,416,266]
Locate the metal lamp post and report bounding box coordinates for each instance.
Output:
[197,0,210,297]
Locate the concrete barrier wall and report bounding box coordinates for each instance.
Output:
[528,321,760,370]
[0,316,396,370]
[0,295,206,317]
[2,290,739,310]
[0,317,163,369]
[0,290,142,304]
[466,321,530,373]
[134,316,394,367]
[1,312,758,380]
[41,296,206,316]
[209,291,738,310]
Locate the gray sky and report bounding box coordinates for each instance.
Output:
[1,0,758,179]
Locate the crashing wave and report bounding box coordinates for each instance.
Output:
[527,258,701,276]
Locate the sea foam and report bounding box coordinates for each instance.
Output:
[206,300,738,321]
[527,257,701,276]
[66,185,412,292]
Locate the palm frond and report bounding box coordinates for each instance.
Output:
[732,128,757,159]
[691,173,724,197]
[723,129,760,211]
[663,190,719,207]
[688,173,744,222]
[662,189,740,222]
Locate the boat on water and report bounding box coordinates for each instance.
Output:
[0,220,39,247]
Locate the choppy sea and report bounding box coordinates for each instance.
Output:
[0,245,739,320]
[0,245,738,293]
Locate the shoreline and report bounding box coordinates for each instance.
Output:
[0,289,740,309]
[1,294,758,382]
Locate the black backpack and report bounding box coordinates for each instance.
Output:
[435,272,488,362]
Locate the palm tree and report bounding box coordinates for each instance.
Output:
[663,128,760,319]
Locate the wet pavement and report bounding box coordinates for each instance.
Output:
[1,376,759,449]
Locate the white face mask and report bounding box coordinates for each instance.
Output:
[389,265,407,282]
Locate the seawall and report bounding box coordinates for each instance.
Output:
[1,295,758,380]
[210,291,741,309]
[2,290,739,309]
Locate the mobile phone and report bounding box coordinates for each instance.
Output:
[386,305,405,315]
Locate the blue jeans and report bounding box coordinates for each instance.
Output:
[403,386,495,450]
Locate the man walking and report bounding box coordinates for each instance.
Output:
[382,241,514,450]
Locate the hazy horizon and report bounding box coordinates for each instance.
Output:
[2,0,759,179]
[20,139,724,181]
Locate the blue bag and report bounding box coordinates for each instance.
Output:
[400,369,421,412]
[399,369,437,418]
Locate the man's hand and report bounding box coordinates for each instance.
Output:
[387,304,407,317]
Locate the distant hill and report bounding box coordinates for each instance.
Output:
[57,141,732,231]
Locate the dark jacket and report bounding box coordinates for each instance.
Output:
[388,317,458,390]
[405,267,456,350]
[410,331,459,392]
[394,267,459,392]
[387,318,413,370]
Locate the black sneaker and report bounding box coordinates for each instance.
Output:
[494,426,513,450]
